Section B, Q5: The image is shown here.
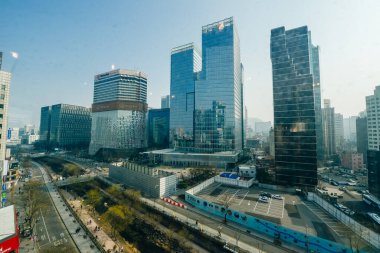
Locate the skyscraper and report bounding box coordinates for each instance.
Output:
[0,64,11,160]
[356,113,368,164]
[161,95,170,109]
[194,17,243,153]
[89,69,147,155]
[343,116,358,143]
[311,46,324,162]
[170,43,201,150]
[39,106,51,142]
[366,86,380,198]
[270,26,319,187]
[322,99,336,158]
[334,113,344,151]
[49,104,91,148]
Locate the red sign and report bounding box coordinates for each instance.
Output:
[0,234,19,253]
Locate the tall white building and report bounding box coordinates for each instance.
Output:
[334,113,344,151]
[366,86,380,151]
[343,116,357,142]
[0,69,11,160]
[89,69,147,155]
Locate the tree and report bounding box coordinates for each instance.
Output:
[220,194,231,223]
[125,189,141,202]
[21,180,49,235]
[106,185,123,200]
[85,189,102,213]
[101,205,133,238]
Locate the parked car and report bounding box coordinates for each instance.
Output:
[260,192,272,198]
[258,196,269,203]
[272,194,283,200]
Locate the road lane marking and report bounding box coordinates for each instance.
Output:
[227,190,240,205]
[266,197,273,214]
[238,191,249,205]
[40,209,51,242]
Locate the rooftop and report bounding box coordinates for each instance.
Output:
[0,205,16,242]
[95,69,147,80]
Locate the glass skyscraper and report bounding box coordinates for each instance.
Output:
[170,43,201,150]
[270,26,319,187]
[194,17,243,153]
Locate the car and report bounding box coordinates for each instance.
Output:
[258,196,269,203]
[368,213,380,225]
[259,192,272,198]
[272,194,283,200]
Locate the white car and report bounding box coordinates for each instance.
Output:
[272,194,283,200]
[258,196,269,203]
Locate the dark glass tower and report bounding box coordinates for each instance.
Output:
[194,17,243,153]
[270,26,319,187]
[356,116,368,164]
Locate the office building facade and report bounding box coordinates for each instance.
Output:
[343,116,357,143]
[194,17,243,153]
[366,86,380,198]
[39,104,91,148]
[270,26,319,187]
[311,46,324,162]
[0,68,11,160]
[341,152,363,171]
[335,113,344,151]
[170,43,201,150]
[148,108,170,148]
[356,114,368,164]
[161,95,170,109]
[39,106,51,142]
[322,99,336,158]
[89,69,147,155]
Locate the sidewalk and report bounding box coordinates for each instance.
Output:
[61,190,122,252]
[33,161,100,253]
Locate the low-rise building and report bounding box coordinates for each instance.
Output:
[109,162,176,197]
[341,152,364,171]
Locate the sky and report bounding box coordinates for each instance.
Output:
[1,0,380,128]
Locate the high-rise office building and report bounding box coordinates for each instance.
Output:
[170,43,201,150]
[39,106,51,142]
[148,108,170,148]
[194,17,243,153]
[89,69,147,155]
[49,104,91,147]
[334,113,344,151]
[366,86,380,198]
[161,95,170,109]
[356,114,368,164]
[39,104,91,148]
[311,46,324,162]
[270,26,319,187]
[0,64,11,160]
[343,116,358,143]
[322,99,336,158]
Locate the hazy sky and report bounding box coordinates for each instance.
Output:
[1,0,380,127]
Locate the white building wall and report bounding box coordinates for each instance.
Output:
[0,71,11,160]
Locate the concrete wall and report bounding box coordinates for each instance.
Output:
[109,165,176,197]
[215,176,254,188]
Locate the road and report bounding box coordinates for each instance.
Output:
[12,163,78,253]
[33,161,101,253]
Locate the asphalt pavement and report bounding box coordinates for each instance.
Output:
[32,161,101,253]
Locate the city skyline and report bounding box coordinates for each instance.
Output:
[1,0,380,127]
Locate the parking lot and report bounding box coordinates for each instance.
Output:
[195,182,359,244]
[199,183,287,220]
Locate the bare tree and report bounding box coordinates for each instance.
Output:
[21,180,49,235]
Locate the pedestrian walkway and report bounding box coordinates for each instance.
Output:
[62,190,123,252]
[33,161,100,253]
